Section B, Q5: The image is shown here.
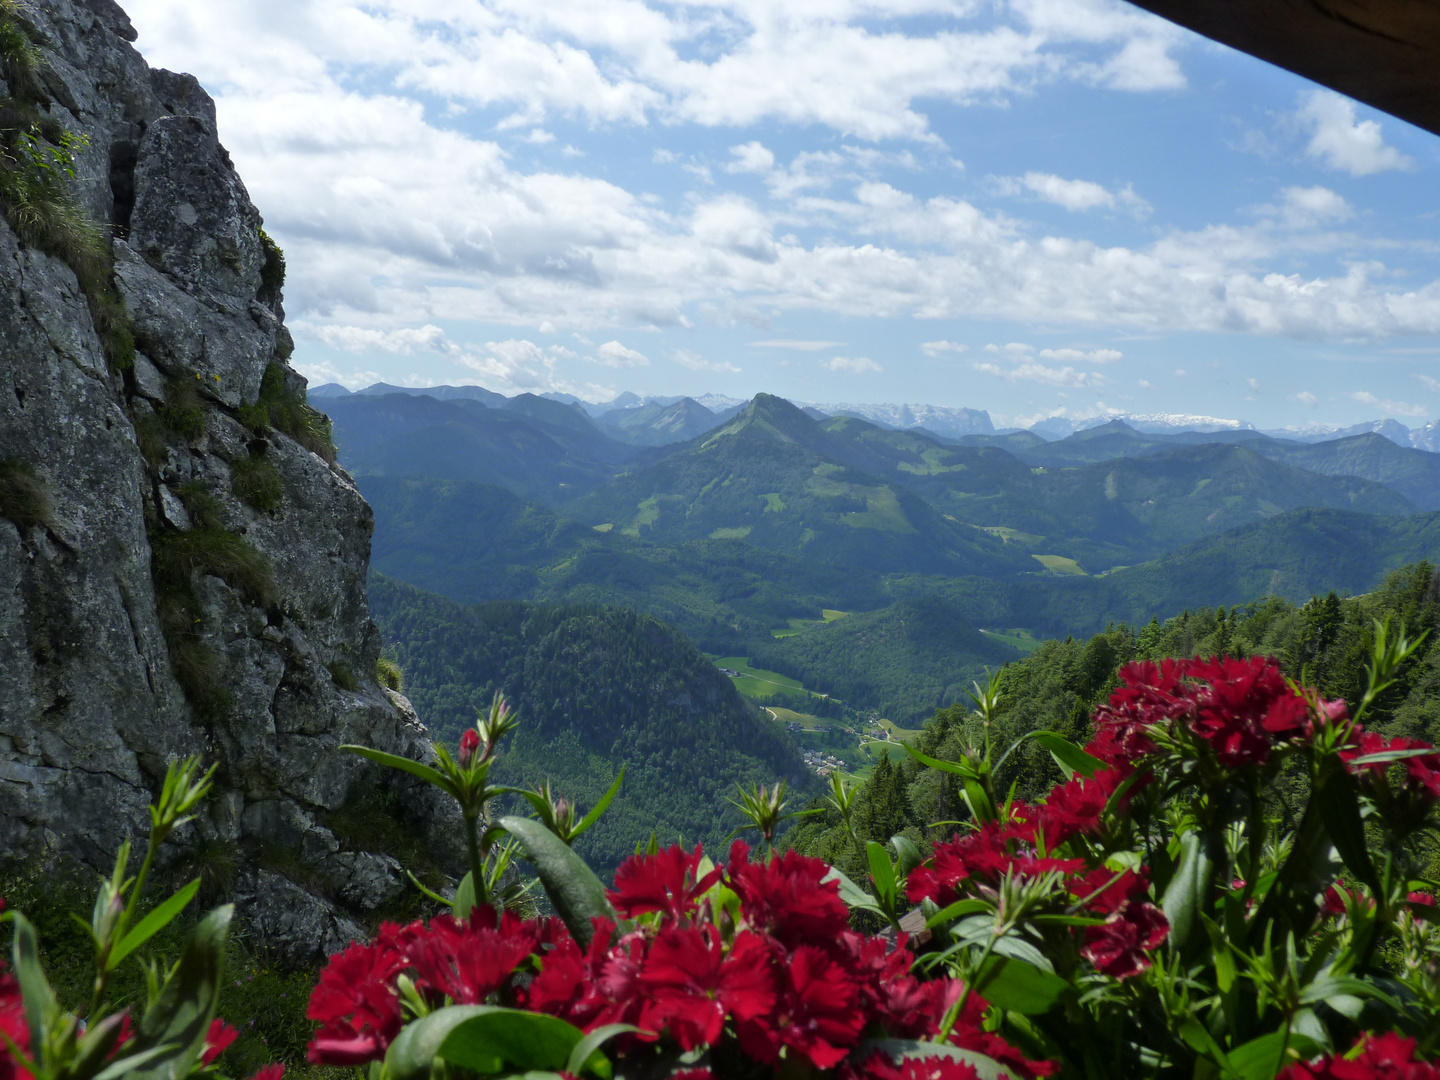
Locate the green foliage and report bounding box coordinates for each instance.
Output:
[150,510,277,718]
[230,454,284,515]
[159,379,207,441]
[257,227,285,299]
[240,363,336,464]
[327,661,358,691]
[368,574,813,874]
[0,458,51,529]
[375,655,404,691]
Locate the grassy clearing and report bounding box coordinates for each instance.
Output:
[979,627,1045,655]
[839,487,915,533]
[621,495,662,536]
[713,656,815,700]
[822,609,848,622]
[765,706,827,728]
[709,525,752,539]
[761,492,785,512]
[769,608,850,638]
[591,522,613,532]
[1032,553,1087,576]
[979,525,1045,546]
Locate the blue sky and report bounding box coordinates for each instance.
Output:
[124,0,1440,429]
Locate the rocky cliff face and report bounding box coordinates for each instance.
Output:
[0,0,452,962]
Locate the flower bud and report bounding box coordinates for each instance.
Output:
[459,729,481,768]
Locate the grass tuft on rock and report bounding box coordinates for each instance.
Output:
[240,362,336,464]
[160,378,207,440]
[327,661,358,691]
[375,656,403,692]
[231,454,284,515]
[258,227,285,300]
[0,458,51,529]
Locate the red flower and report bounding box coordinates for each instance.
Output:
[736,945,864,1070]
[1069,867,1149,915]
[1281,1032,1440,1080]
[305,937,405,1065]
[608,844,720,922]
[201,1019,238,1065]
[247,1067,285,1080]
[525,918,653,1035]
[1188,656,1308,767]
[458,728,481,766]
[1090,658,1197,764]
[0,970,31,1080]
[402,911,538,1005]
[637,926,774,1050]
[1039,769,1128,847]
[845,1052,981,1080]
[1082,901,1168,979]
[727,842,849,946]
[1410,891,1436,907]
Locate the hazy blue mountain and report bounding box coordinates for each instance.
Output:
[596,397,729,446]
[353,381,510,406]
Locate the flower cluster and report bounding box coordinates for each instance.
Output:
[306,842,1050,1079]
[0,968,28,1080]
[1281,1033,1440,1080]
[1092,655,1333,769]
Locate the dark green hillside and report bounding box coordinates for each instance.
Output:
[787,562,1440,881]
[368,576,812,872]
[360,475,892,652]
[562,394,1032,577]
[326,393,633,504]
[1248,433,1440,510]
[748,597,1024,724]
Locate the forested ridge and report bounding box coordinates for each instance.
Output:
[787,560,1440,882]
[367,574,813,872]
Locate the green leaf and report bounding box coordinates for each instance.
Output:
[1201,915,1236,994]
[926,899,991,928]
[902,744,980,780]
[439,1009,586,1074]
[111,879,201,968]
[867,841,896,907]
[341,745,458,799]
[501,816,617,947]
[1029,914,1106,928]
[125,904,231,1080]
[572,766,626,841]
[1226,1032,1287,1080]
[1178,1017,1232,1072]
[858,1040,1018,1080]
[962,778,997,823]
[4,911,54,1065]
[1030,732,1104,780]
[452,872,476,922]
[1347,748,1440,765]
[386,1006,499,1080]
[1162,831,1217,953]
[564,1023,644,1079]
[891,835,924,880]
[69,1011,134,1080]
[823,866,886,916]
[91,1042,183,1080]
[1315,756,1379,893]
[972,956,1071,1015]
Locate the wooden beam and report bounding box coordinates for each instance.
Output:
[1123,0,1440,138]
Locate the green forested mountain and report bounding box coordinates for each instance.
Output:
[562,394,1033,577]
[595,397,740,446]
[786,561,1440,883]
[327,392,635,504]
[367,575,813,871]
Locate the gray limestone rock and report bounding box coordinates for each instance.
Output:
[0,0,459,963]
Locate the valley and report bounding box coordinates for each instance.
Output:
[328,382,1440,852]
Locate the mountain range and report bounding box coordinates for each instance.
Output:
[324,383,1440,724]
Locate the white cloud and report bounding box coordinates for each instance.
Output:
[523,128,555,144]
[921,340,968,357]
[751,340,843,351]
[1269,185,1354,227]
[974,361,1100,386]
[1174,368,1187,377]
[822,356,883,373]
[1298,90,1413,176]
[1418,374,1440,394]
[674,348,740,373]
[997,172,1150,215]
[726,141,775,175]
[306,323,457,355]
[595,341,651,367]
[291,359,383,390]
[1350,390,1429,417]
[1247,377,1259,390]
[1294,391,1318,406]
[1038,347,1123,363]
[1138,379,1151,388]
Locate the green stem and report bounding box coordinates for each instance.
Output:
[938,933,998,1043]
[91,832,160,1016]
[464,814,487,906]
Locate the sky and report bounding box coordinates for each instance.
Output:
[122,0,1440,430]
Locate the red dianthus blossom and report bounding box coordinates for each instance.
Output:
[201,1019,238,1065]
[727,842,849,946]
[844,1053,981,1080]
[637,926,773,1050]
[1081,901,1168,979]
[608,844,720,922]
[0,969,31,1080]
[1187,656,1310,766]
[1281,1032,1440,1080]
[736,944,863,1070]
